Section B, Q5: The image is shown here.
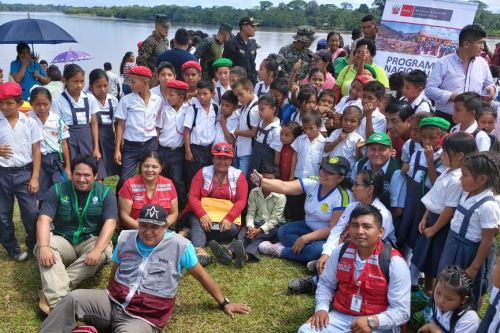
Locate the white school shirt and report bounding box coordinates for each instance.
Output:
[315,243,411,329]
[254,80,270,97]
[255,119,282,152]
[183,97,217,146]
[401,92,433,113]
[28,111,70,156]
[421,168,462,214]
[96,94,118,125]
[356,107,387,140]
[322,198,395,256]
[291,133,325,178]
[114,91,161,142]
[431,307,480,333]
[289,110,327,132]
[325,129,363,168]
[156,102,188,148]
[236,96,260,157]
[335,96,362,115]
[213,81,230,106]
[299,177,352,231]
[407,147,446,189]
[0,112,43,167]
[401,139,422,163]
[450,121,491,152]
[214,110,240,145]
[150,85,166,103]
[52,89,100,126]
[449,189,500,242]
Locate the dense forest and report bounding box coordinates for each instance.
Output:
[0,0,499,33]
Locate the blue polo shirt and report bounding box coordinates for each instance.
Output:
[156,48,198,81]
[10,59,46,100]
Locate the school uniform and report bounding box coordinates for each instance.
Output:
[52,89,106,179]
[156,102,188,209]
[450,121,491,152]
[28,110,70,200]
[356,107,387,140]
[325,129,363,168]
[254,80,270,97]
[291,133,325,178]
[150,85,166,103]
[401,139,422,164]
[431,305,480,333]
[249,119,282,176]
[235,96,259,175]
[334,96,362,115]
[411,168,462,278]
[478,287,499,333]
[289,110,327,132]
[183,97,218,183]
[0,112,42,257]
[95,94,120,177]
[114,91,162,191]
[438,189,500,310]
[400,92,433,113]
[398,148,446,250]
[213,81,230,106]
[213,110,240,145]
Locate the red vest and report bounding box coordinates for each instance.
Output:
[332,240,400,316]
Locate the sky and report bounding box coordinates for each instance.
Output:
[2,0,500,12]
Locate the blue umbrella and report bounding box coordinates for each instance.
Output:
[0,18,77,45]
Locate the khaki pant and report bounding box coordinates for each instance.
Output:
[35,235,112,307]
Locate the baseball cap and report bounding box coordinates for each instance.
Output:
[321,156,350,176]
[211,142,234,158]
[137,204,168,226]
[239,16,259,28]
[312,49,332,62]
[366,132,392,147]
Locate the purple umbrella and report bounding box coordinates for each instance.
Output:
[52,49,92,64]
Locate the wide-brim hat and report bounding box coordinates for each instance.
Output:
[293,25,316,43]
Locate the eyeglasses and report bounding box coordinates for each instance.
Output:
[213,146,233,154]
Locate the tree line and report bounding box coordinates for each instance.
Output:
[0,0,499,34]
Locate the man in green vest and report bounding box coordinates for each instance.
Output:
[35,155,118,315]
[195,22,233,80]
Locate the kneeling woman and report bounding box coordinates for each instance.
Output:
[254,156,352,263]
[118,152,178,229]
[184,142,248,265]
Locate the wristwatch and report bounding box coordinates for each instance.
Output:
[367,316,377,330]
[219,297,230,310]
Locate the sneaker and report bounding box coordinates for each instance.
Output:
[258,241,284,257]
[12,251,28,262]
[38,290,51,315]
[230,240,247,269]
[288,275,315,294]
[306,260,318,274]
[208,240,233,266]
[195,247,212,267]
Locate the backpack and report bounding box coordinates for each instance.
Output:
[191,103,219,128]
[472,128,500,152]
[244,101,258,130]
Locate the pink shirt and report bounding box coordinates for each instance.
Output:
[301,72,336,90]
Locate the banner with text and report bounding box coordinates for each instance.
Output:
[374,0,477,75]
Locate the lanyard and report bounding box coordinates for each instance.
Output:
[71,183,94,245]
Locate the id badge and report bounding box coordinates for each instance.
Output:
[350,294,362,312]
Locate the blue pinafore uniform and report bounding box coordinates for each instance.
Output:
[96,98,119,177]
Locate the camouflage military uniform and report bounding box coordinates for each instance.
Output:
[195,35,225,80]
[136,31,169,71]
[277,25,316,82]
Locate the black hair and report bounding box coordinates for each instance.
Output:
[174,28,190,46]
[258,94,278,108]
[459,24,486,47]
[40,60,48,66]
[29,86,52,104]
[436,266,474,317]
[103,62,112,71]
[351,28,362,41]
[120,51,134,75]
[454,92,482,115]
[282,121,303,138]
[343,105,363,120]
[191,36,201,47]
[463,151,500,193]
[318,89,336,105]
[490,64,500,79]
[140,151,164,168]
[363,80,385,99]
[389,72,405,99]
[269,78,290,95]
[442,132,478,159]
[296,86,317,108]
[157,61,176,76]
[356,38,376,57]
[71,155,98,175]
[350,203,383,228]
[16,42,29,54]
[357,169,385,199]
[197,79,214,92]
[220,90,238,105]
[309,67,326,79]
[385,100,415,121]
[326,31,344,48]
[260,161,279,177]
[476,106,497,121]
[301,109,322,127]
[405,69,427,89]
[261,58,279,79]
[361,15,377,23]
[47,65,62,81]
[232,77,253,91]
[89,68,108,87]
[230,66,247,78]
[63,64,85,81]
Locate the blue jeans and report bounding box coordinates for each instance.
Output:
[233,155,251,176]
[277,220,325,263]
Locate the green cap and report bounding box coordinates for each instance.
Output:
[366,132,392,146]
[363,64,377,79]
[419,117,450,130]
[213,58,233,69]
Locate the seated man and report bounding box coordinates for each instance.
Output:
[298,204,410,333]
[35,155,117,314]
[40,204,250,333]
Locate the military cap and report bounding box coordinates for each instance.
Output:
[129,66,153,78]
[213,58,233,69]
[419,117,450,130]
[155,14,170,28]
[182,60,202,73]
[219,22,233,33]
[0,82,22,101]
[239,16,259,28]
[165,80,188,90]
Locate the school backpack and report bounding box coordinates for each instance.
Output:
[471,128,500,152]
[245,101,259,130]
[191,103,219,128]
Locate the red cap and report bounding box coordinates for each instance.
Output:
[128,66,153,78]
[182,60,202,73]
[353,74,373,86]
[165,80,188,90]
[211,142,234,158]
[0,82,22,101]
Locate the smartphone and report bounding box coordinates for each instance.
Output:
[211,223,220,231]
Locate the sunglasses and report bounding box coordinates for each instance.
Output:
[213,146,233,154]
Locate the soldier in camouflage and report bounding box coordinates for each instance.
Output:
[195,23,233,81]
[136,14,170,73]
[277,26,316,82]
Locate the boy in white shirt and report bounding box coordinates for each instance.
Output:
[401,69,433,113]
[358,80,387,140]
[214,90,240,145]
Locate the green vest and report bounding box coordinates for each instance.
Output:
[53,181,110,245]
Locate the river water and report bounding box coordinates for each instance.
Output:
[1,11,499,80]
